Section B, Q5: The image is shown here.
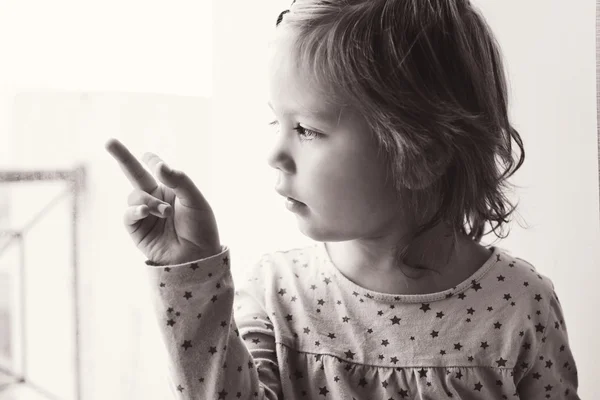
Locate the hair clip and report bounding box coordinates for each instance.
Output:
[276,0,297,26]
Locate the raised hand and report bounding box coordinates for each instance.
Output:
[105,138,221,265]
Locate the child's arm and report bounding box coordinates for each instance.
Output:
[105,140,277,397]
[515,287,580,399]
[145,248,281,399]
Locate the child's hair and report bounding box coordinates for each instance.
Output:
[275,0,526,269]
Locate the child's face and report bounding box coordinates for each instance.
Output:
[266,37,409,242]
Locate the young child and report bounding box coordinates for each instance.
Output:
[106,0,580,398]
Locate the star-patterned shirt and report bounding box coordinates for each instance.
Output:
[145,242,580,399]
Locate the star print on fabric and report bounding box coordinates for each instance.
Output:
[181,340,192,351]
[143,244,579,399]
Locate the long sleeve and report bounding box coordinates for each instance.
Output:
[145,247,282,399]
[516,284,580,399]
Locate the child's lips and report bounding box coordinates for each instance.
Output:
[287,197,305,205]
[275,187,304,203]
[275,187,306,208]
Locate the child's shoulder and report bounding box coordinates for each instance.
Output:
[483,246,560,313]
[492,246,557,290]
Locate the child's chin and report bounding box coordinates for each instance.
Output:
[296,219,342,243]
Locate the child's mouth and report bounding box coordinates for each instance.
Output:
[286,197,306,210]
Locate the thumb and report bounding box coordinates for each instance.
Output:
[156,161,208,209]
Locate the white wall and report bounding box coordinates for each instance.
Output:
[0,0,597,399]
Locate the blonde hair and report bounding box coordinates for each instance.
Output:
[276,0,525,266]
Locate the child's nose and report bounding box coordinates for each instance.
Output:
[266,133,295,174]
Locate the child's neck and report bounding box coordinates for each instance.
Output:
[324,230,492,295]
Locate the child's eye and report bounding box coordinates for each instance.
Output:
[267,120,321,141]
[292,124,320,141]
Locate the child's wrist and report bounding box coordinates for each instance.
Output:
[149,245,223,266]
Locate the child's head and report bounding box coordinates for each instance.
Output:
[268,0,524,260]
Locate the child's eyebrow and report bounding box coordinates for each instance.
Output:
[267,101,341,124]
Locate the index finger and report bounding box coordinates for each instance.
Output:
[105,138,158,193]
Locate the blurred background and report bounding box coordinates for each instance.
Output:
[0,0,598,399]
